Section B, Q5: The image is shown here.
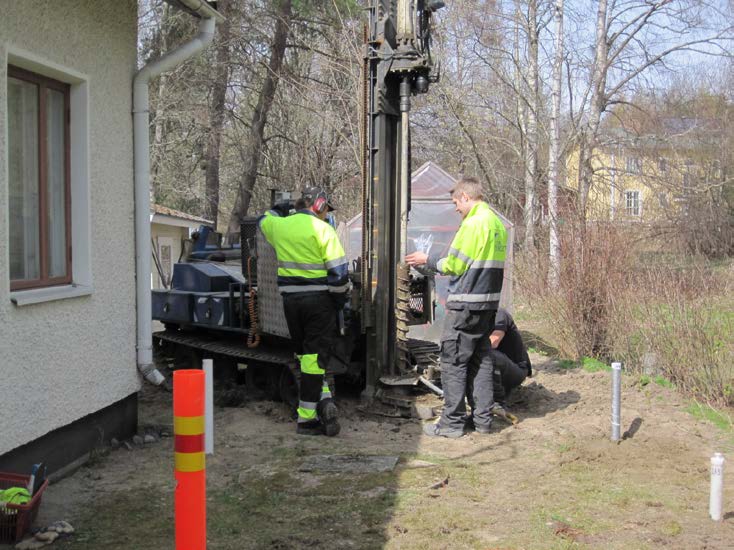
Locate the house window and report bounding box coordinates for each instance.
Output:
[625,156,642,175]
[624,190,641,217]
[7,66,71,290]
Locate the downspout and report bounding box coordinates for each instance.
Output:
[133,9,220,384]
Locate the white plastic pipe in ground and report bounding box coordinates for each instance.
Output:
[710,452,725,521]
[133,16,216,384]
[611,362,622,441]
[203,359,214,455]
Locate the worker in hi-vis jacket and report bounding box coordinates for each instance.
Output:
[258,187,349,436]
[406,176,507,438]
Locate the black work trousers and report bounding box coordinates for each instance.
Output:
[491,350,529,404]
[438,307,496,431]
[282,291,337,423]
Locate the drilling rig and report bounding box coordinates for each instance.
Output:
[152,1,445,407]
[360,0,444,394]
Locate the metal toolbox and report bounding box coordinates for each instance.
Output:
[171,263,232,292]
[152,290,193,324]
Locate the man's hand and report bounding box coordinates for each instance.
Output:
[489,329,505,349]
[405,251,428,267]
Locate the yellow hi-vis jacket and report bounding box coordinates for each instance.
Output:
[426,202,507,310]
[258,210,350,296]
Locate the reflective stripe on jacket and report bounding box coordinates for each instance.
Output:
[258,210,349,295]
[427,202,507,310]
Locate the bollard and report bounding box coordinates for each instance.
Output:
[174,370,206,550]
[611,362,622,442]
[710,452,725,521]
[203,359,214,455]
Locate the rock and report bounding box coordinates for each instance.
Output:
[132,435,144,446]
[14,536,40,550]
[144,434,156,444]
[413,404,437,420]
[46,520,74,534]
[110,438,120,449]
[34,531,59,543]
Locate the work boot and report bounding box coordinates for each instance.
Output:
[472,421,492,434]
[317,398,340,437]
[296,421,323,436]
[422,422,465,438]
[463,414,491,434]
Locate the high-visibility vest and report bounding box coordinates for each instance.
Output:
[429,202,507,310]
[258,210,349,295]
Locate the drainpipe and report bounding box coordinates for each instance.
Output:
[133,5,221,384]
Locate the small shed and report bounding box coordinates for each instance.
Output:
[345,161,514,342]
[151,204,212,289]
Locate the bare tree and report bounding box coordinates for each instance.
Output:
[575,0,733,218]
[547,0,564,288]
[203,0,234,227]
[521,0,540,249]
[227,0,293,236]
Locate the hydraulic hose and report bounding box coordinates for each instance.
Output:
[246,256,260,348]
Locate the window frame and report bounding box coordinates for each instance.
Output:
[625,156,642,175]
[624,189,641,217]
[8,65,72,291]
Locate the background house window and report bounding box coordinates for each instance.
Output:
[8,66,71,290]
[625,190,641,217]
[625,156,642,174]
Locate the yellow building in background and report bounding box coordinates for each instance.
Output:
[566,123,722,223]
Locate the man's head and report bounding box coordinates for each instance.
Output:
[450,176,484,219]
[295,186,334,220]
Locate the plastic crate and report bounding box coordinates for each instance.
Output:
[0,472,49,544]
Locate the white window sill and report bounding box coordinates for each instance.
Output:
[11,284,94,306]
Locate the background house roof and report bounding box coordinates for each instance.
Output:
[152,204,213,227]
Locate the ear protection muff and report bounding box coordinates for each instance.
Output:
[313,193,328,214]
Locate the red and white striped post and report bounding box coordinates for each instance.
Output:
[173,370,206,549]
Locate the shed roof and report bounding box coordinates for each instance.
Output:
[151,204,213,226]
[411,161,456,199]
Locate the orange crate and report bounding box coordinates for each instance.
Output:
[0,472,49,544]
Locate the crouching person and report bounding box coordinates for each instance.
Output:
[490,308,532,406]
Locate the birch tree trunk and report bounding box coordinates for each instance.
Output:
[547,0,564,288]
[227,0,293,236]
[514,0,526,202]
[578,0,608,219]
[522,0,539,250]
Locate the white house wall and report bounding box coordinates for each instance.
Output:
[0,1,139,455]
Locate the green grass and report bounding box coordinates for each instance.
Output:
[581,357,611,373]
[556,356,612,373]
[528,346,548,356]
[638,374,674,388]
[685,401,733,432]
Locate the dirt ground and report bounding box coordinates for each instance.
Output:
[9,352,734,550]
